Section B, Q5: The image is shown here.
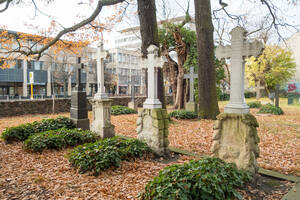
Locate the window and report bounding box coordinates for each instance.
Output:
[34,61,41,70]
[16,60,23,69]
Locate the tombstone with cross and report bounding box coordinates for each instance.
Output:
[137,45,170,156]
[216,26,263,114]
[142,45,166,109]
[70,57,90,130]
[90,41,115,138]
[211,26,263,174]
[184,66,198,112]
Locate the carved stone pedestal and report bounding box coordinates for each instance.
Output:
[128,101,137,111]
[185,102,198,113]
[90,98,115,138]
[70,90,89,130]
[211,113,260,174]
[137,109,169,156]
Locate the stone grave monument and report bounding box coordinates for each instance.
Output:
[184,66,198,112]
[128,78,137,110]
[89,42,115,138]
[212,27,263,174]
[70,57,90,130]
[137,45,169,156]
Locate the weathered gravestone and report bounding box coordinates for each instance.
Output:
[70,57,90,130]
[128,78,137,110]
[137,45,169,156]
[212,27,263,174]
[89,42,115,138]
[184,66,198,112]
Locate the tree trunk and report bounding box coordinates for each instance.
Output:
[137,0,165,108]
[194,0,219,119]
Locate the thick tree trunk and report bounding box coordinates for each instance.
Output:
[194,0,220,119]
[137,0,165,108]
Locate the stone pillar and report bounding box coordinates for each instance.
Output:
[23,59,28,97]
[90,42,115,138]
[85,64,90,95]
[47,65,52,97]
[211,113,260,174]
[137,109,169,156]
[68,64,72,96]
[70,59,90,130]
[224,27,249,114]
[185,67,198,113]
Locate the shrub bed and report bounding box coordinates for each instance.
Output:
[258,104,284,115]
[24,128,99,152]
[247,101,262,108]
[68,137,151,175]
[1,116,75,143]
[111,105,137,115]
[140,157,252,200]
[168,110,198,119]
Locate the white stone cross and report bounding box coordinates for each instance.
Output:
[94,42,108,99]
[143,45,166,109]
[184,67,198,102]
[216,26,263,114]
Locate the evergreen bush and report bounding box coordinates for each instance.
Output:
[111,105,137,115]
[247,101,262,108]
[258,104,284,115]
[168,110,197,119]
[1,116,75,143]
[140,157,252,200]
[24,128,98,152]
[68,137,151,175]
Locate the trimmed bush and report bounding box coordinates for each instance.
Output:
[247,101,262,108]
[111,105,137,115]
[168,110,198,119]
[68,137,151,175]
[244,91,256,98]
[140,157,252,200]
[218,93,230,101]
[258,104,284,115]
[1,116,75,143]
[24,128,99,152]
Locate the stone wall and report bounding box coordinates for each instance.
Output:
[0,96,173,118]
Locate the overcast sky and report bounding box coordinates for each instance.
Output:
[0,0,299,48]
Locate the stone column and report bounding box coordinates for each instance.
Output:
[90,42,115,138]
[23,59,28,97]
[137,45,169,156]
[85,63,90,96]
[185,67,198,112]
[67,64,72,96]
[224,27,249,114]
[47,64,52,97]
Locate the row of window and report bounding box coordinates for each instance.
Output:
[107,53,139,65]
[115,36,139,44]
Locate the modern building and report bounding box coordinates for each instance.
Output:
[0,30,98,99]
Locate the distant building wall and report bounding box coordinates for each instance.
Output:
[0,96,173,118]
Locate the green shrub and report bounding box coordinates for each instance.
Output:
[68,137,151,175]
[218,93,230,101]
[1,116,75,143]
[140,157,252,200]
[244,91,256,98]
[168,110,198,119]
[111,105,137,115]
[258,104,284,115]
[247,101,262,108]
[24,128,99,152]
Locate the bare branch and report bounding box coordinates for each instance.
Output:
[0,0,13,12]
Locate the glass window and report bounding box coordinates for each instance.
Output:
[34,61,41,70]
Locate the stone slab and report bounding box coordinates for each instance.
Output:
[71,118,90,130]
[185,102,198,113]
[258,168,300,183]
[282,182,300,200]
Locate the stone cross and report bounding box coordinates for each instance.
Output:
[75,57,84,91]
[94,42,108,99]
[184,67,198,102]
[216,26,263,114]
[142,45,166,109]
[130,77,135,102]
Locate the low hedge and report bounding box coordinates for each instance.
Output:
[24,128,99,152]
[247,101,262,108]
[1,116,75,143]
[168,110,198,119]
[68,137,151,175]
[140,157,252,200]
[111,105,137,115]
[258,104,284,115]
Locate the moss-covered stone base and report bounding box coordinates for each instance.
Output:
[136,108,169,156]
[211,113,260,174]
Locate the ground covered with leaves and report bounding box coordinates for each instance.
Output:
[0,102,299,199]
